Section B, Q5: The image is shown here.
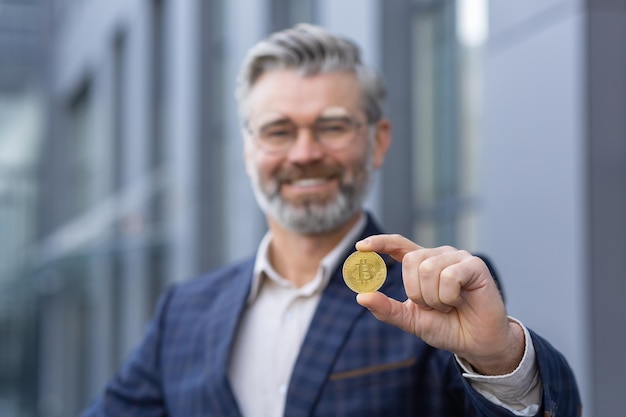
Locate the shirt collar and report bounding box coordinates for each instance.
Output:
[248,213,367,303]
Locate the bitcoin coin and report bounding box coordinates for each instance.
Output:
[342,251,387,293]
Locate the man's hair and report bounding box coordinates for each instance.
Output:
[235,23,386,124]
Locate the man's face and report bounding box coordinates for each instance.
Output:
[243,69,390,234]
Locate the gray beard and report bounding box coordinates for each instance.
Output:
[250,169,372,235]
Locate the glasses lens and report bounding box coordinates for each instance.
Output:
[258,123,295,152]
[315,117,359,149]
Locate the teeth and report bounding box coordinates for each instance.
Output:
[291,178,328,187]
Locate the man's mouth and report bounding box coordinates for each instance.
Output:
[289,178,332,187]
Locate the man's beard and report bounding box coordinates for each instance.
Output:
[249,159,373,235]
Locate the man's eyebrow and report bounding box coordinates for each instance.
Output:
[257,117,292,129]
[315,115,352,122]
[257,114,352,129]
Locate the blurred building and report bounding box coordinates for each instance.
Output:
[0,0,46,416]
[0,0,624,416]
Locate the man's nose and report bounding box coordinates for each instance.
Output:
[286,127,325,162]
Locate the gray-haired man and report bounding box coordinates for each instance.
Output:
[82,24,581,417]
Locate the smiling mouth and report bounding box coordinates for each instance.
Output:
[289,178,332,187]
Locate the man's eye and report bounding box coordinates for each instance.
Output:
[318,123,350,135]
[263,128,293,139]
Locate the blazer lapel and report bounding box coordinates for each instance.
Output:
[203,260,254,417]
[284,215,398,417]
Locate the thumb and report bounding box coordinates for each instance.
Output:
[356,292,413,334]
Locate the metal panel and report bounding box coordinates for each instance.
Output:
[586,2,626,416]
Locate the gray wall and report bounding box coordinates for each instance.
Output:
[481,1,621,415]
[586,1,626,415]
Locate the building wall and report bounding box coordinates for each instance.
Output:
[481,0,590,412]
[586,1,626,415]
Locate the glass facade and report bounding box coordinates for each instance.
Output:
[377,0,483,250]
[0,0,46,416]
[411,0,461,246]
[270,0,317,30]
[407,0,483,249]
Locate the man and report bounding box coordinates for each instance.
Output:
[82,24,580,416]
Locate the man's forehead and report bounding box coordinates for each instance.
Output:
[253,106,351,125]
[244,70,363,124]
[249,70,360,100]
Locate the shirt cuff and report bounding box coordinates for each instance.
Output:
[455,317,542,416]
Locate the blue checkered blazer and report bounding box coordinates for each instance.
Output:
[81,216,581,417]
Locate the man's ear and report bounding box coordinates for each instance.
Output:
[242,130,254,177]
[372,118,392,169]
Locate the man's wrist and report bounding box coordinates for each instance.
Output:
[456,318,542,415]
[464,318,526,376]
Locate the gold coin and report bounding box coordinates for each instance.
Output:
[342,251,387,293]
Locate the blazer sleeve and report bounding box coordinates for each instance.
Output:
[79,286,175,417]
[470,256,581,416]
[452,255,581,416]
[532,329,582,416]
[449,330,582,417]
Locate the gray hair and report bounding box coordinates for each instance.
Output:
[235,23,386,124]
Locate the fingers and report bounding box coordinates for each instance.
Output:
[356,235,494,313]
[355,236,511,361]
[355,234,423,263]
[403,247,487,313]
[402,248,455,311]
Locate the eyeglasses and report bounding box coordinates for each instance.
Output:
[247,116,365,154]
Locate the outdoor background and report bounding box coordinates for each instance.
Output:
[1,0,624,416]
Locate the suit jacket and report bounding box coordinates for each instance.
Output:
[82,215,581,417]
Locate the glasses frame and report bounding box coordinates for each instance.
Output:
[246,115,368,155]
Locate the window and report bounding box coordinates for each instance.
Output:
[270,0,316,31]
[112,31,126,193]
[64,80,95,221]
[411,0,461,247]
[196,0,226,272]
[146,0,168,311]
[382,0,484,249]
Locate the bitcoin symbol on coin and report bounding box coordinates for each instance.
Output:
[342,251,387,293]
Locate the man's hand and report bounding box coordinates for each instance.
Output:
[355,234,525,376]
